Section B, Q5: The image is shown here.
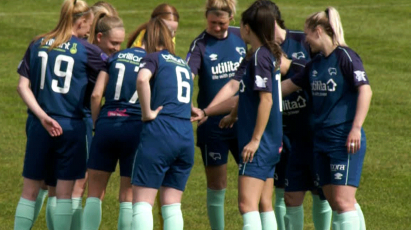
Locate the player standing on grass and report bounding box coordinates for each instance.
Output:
[14,0,107,229]
[130,17,194,230]
[281,6,371,230]
[186,1,246,229]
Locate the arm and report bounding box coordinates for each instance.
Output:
[218,96,239,128]
[242,91,273,163]
[137,68,162,121]
[204,95,238,117]
[281,78,301,97]
[347,84,372,153]
[90,71,109,125]
[17,76,62,137]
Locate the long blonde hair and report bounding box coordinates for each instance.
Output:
[305,7,347,47]
[35,0,91,50]
[91,1,118,17]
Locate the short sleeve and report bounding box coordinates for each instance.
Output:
[290,60,311,90]
[140,52,158,75]
[186,38,204,76]
[339,49,369,87]
[253,48,273,92]
[86,44,108,83]
[233,58,248,81]
[17,42,34,78]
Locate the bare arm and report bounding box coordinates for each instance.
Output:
[281,79,301,97]
[346,84,372,153]
[137,69,162,121]
[17,76,62,137]
[90,71,109,125]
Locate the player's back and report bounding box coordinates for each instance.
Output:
[22,36,106,119]
[100,47,146,119]
[281,30,311,62]
[141,50,193,120]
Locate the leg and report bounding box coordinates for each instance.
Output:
[323,185,359,230]
[14,178,42,230]
[311,189,332,230]
[238,176,265,230]
[46,186,56,230]
[118,176,133,230]
[283,191,305,230]
[160,187,184,230]
[259,178,277,230]
[354,201,366,230]
[71,172,88,230]
[53,180,75,230]
[32,181,48,228]
[205,164,227,230]
[131,186,158,230]
[82,169,111,230]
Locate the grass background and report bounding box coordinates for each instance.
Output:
[1,0,410,229]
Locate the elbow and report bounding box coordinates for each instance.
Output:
[90,92,102,103]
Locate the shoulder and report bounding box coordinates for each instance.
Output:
[75,37,108,61]
[188,31,207,52]
[228,26,241,38]
[335,46,362,63]
[254,46,273,66]
[286,30,306,42]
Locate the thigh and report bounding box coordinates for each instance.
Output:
[119,120,143,177]
[238,176,265,214]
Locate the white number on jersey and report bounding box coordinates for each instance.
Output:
[114,63,140,103]
[38,52,74,94]
[275,72,283,112]
[175,66,191,103]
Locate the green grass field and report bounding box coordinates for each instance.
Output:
[1,0,411,229]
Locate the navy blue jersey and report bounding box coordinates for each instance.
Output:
[291,46,370,128]
[237,46,283,165]
[140,50,193,120]
[281,30,311,61]
[99,47,146,120]
[17,36,107,119]
[282,59,312,135]
[186,27,246,109]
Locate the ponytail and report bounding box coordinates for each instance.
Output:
[88,11,124,44]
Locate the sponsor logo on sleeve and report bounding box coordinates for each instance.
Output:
[255,75,268,88]
[354,70,367,82]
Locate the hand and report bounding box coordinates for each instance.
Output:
[190,107,204,122]
[219,114,237,128]
[142,106,163,122]
[40,116,63,137]
[346,126,361,153]
[198,116,208,126]
[242,139,260,163]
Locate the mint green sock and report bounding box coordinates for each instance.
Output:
[312,195,332,230]
[284,205,303,230]
[14,197,36,230]
[132,202,153,230]
[53,199,73,230]
[355,203,366,230]
[207,188,225,230]
[32,188,48,226]
[46,197,56,230]
[70,197,82,230]
[162,203,183,230]
[82,197,102,230]
[332,210,359,230]
[274,188,285,230]
[260,211,277,230]
[118,202,132,230]
[243,211,262,230]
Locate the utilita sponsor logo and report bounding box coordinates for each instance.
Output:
[283,96,306,111]
[211,60,241,75]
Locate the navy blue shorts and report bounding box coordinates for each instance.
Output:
[197,116,239,166]
[23,116,87,184]
[274,134,291,187]
[239,161,276,181]
[314,123,366,187]
[88,118,143,177]
[132,116,194,191]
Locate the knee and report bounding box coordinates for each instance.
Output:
[258,195,273,212]
[332,196,355,212]
[284,192,304,207]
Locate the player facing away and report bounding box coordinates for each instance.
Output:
[282,6,372,230]
[14,0,107,229]
[130,17,194,230]
[185,0,246,229]
[83,19,144,230]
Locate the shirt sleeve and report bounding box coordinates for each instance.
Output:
[86,44,109,83]
[140,52,158,76]
[186,38,204,76]
[233,58,248,82]
[17,42,34,78]
[290,60,311,90]
[253,48,273,92]
[340,49,370,88]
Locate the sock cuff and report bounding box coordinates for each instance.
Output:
[354,203,361,209]
[161,203,182,217]
[275,188,285,195]
[120,202,132,208]
[86,197,102,204]
[39,188,48,197]
[47,196,57,206]
[243,211,260,217]
[56,199,72,204]
[133,202,152,210]
[338,210,359,218]
[286,205,303,212]
[259,211,274,216]
[207,188,226,193]
[19,197,36,206]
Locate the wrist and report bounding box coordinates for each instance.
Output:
[202,108,207,117]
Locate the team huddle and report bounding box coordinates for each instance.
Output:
[14,0,372,230]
